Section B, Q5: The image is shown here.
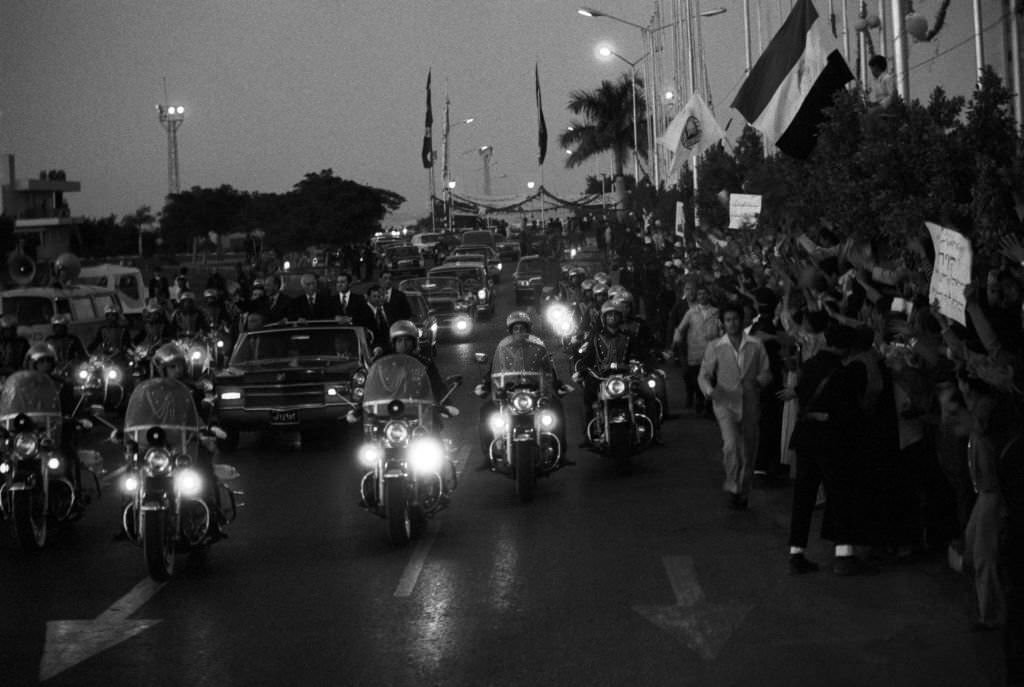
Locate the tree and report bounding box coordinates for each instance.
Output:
[560,74,648,185]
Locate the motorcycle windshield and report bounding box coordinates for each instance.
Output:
[489,335,552,395]
[363,354,435,420]
[0,371,62,436]
[124,378,201,451]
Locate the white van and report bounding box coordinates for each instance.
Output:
[78,264,148,317]
[0,285,125,344]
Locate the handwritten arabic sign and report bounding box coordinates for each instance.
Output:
[926,221,972,326]
[728,194,761,229]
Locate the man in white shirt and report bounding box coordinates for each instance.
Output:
[670,285,721,415]
[866,55,895,110]
[698,302,772,510]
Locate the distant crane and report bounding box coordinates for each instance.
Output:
[156,79,185,195]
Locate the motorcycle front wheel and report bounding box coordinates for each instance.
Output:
[607,424,633,475]
[143,510,175,581]
[12,486,47,551]
[384,479,413,546]
[513,443,538,503]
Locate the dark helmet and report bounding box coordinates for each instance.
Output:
[24,342,57,369]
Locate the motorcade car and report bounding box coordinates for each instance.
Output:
[513,255,545,305]
[382,245,425,279]
[495,235,521,261]
[78,264,148,318]
[427,263,493,319]
[398,277,475,341]
[444,245,502,282]
[0,285,125,344]
[406,292,438,360]
[410,232,443,257]
[562,246,606,277]
[460,230,496,249]
[213,320,372,447]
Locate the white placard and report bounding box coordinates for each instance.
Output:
[674,201,685,239]
[728,194,761,229]
[926,221,972,326]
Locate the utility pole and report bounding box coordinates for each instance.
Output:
[156,79,185,196]
[479,146,493,196]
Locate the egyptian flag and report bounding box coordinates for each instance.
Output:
[731,0,853,159]
[535,63,548,165]
[421,70,433,169]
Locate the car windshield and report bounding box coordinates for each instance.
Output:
[431,268,482,284]
[0,296,54,325]
[407,294,429,320]
[516,259,542,275]
[402,277,463,294]
[387,246,419,258]
[230,328,360,365]
[416,233,441,243]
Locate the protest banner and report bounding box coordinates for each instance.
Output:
[728,194,761,229]
[926,221,972,325]
[675,201,685,239]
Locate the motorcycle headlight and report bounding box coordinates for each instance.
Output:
[408,437,444,474]
[14,432,38,458]
[190,348,204,361]
[604,377,627,397]
[105,367,121,382]
[453,317,472,335]
[44,454,61,471]
[488,412,507,435]
[430,322,438,334]
[477,288,488,300]
[511,392,535,413]
[174,468,203,497]
[358,443,383,468]
[647,378,657,389]
[538,410,556,429]
[384,421,410,445]
[76,366,90,382]
[123,474,139,493]
[144,448,173,474]
[545,304,569,326]
[216,339,225,349]
[0,462,10,475]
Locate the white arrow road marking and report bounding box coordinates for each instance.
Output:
[393,443,470,598]
[632,556,752,660]
[39,578,166,682]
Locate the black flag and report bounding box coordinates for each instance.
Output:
[421,70,433,169]
[535,63,548,165]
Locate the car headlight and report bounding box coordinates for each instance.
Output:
[358,443,383,467]
[477,288,488,300]
[220,390,242,401]
[408,437,444,474]
[175,468,203,497]
[511,392,535,413]
[14,432,38,458]
[326,387,339,397]
[144,448,173,474]
[604,377,628,397]
[539,410,556,429]
[453,317,472,335]
[496,263,503,271]
[352,370,367,386]
[384,421,410,445]
[488,412,507,435]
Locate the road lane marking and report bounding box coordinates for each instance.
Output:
[393,444,469,598]
[40,578,166,682]
[632,555,752,660]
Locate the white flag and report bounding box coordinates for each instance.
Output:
[658,92,725,179]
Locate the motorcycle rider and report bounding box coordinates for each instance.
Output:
[474,311,574,469]
[0,314,31,378]
[562,267,586,304]
[88,305,131,358]
[615,290,671,421]
[169,291,210,338]
[134,302,172,353]
[23,342,86,505]
[151,343,224,540]
[45,313,87,373]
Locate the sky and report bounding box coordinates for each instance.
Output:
[0,0,1007,227]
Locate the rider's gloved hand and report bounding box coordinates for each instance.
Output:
[345,409,360,424]
[443,404,460,418]
[571,372,582,383]
[557,383,574,395]
[473,384,487,398]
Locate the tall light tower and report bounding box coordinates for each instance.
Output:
[478,145,493,196]
[156,103,185,195]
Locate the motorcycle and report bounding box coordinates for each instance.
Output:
[171,337,213,381]
[352,354,460,545]
[581,361,655,472]
[0,371,101,550]
[74,354,133,411]
[118,378,241,580]
[473,347,569,503]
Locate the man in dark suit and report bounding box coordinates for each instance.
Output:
[288,273,334,320]
[379,270,412,321]
[149,267,171,302]
[264,274,292,322]
[331,272,366,324]
[355,285,391,353]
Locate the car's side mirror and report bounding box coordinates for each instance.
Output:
[473,352,488,365]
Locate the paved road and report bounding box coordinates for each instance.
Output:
[0,264,1007,686]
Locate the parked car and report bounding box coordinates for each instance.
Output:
[213,320,372,449]
[513,255,545,305]
[382,244,425,279]
[427,263,493,319]
[0,285,125,345]
[399,277,475,341]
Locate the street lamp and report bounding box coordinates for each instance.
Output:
[446,180,457,232]
[526,181,536,190]
[156,104,185,195]
[598,45,647,183]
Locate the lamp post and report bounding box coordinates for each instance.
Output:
[446,180,457,232]
[598,46,646,183]
[442,114,473,234]
[156,104,185,195]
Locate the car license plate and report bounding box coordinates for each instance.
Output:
[270,410,298,425]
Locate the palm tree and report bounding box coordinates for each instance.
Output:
[560,74,647,185]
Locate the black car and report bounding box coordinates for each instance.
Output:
[399,277,476,341]
[382,244,425,279]
[407,292,438,360]
[513,255,544,305]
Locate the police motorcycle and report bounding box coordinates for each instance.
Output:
[473,332,570,503]
[351,353,461,545]
[74,354,133,411]
[171,337,213,380]
[0,370,101,550]
[117,376,241,580]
